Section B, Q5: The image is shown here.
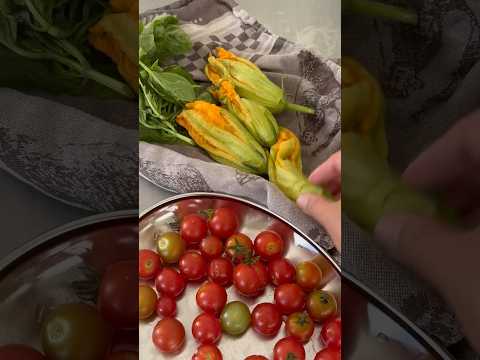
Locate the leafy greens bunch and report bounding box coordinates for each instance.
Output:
[0,0,133,97]
[139,15,212,145]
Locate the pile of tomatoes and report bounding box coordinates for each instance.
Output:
[139,205,341,360]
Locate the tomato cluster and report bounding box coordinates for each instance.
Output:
[139,205,341,360]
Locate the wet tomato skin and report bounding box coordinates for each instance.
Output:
[273,337,305,360]
[139,284,157,320]
[208,207,239,239]
[320,317,341,349]
[251,302,282,337]
[192,313,222,345]
[196,281,228,315]
[268,258,296,286]
[139,249,162,281]
[179,251,208,281]
[199,235,224,259]
[152,318,185,353]
[254,231,284,261]
[274,283,306,315]
[208,257,234,287]
[233,261,268,297]
[285,312,315,343]
[295,261,323,292]
[181,214,208,246]
[156,294,177,317]
[225,233,253,263]
[306,290,338,323]
[192,344,223,360]
[314,347,341,360]
[155,267,186,298]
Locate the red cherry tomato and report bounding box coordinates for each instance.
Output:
[251,302,282,336]
[181,214,208,246]
[313,347,340,360]
[273,337,305,360]
[268,258,296,286]
[156,294,177,317]
[0,345,46,360]
[245,356,268,360]
[196,282,228,315]
[192,344,223,360]
[306,290,337,323]
[152,318,185,353]
[320,317,341,349]
[225,233,253,263]
[177,198,213,219]
[254,230,284,261]
[98,260,137,329]
[285,312,314,343]
[208,258,234,287]
[274,283,306,315]
[208,207,239,239]
[155,267,186,298]
[139,249,162,281]
[179,251,208,281]
[199,235,224,259]
[233,261,268,297]
[295,261,323,292]
[192,313,222,345]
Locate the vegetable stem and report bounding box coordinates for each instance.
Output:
[344,0,418,25]
[285,102,316,115]
[24,0,72,38]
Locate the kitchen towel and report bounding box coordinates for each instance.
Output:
[140,0,341,252]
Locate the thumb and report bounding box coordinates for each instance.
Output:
[297,193,341,250]
[374,214,465,294]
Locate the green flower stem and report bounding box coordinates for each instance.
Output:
[24,0,72,38]
[344,0,418,25]
[285,102,316,115]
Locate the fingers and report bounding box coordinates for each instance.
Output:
[309,151,341,196]
[297,193,341,251]
[403,110,480,191]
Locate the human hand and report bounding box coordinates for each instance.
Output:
[375,110,480,352]
[297,151,341,251]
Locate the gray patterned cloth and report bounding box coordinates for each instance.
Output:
[140,0,341,252]
[0,89,138,212]
[344,0,480,353]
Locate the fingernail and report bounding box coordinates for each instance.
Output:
[296,194,310,210]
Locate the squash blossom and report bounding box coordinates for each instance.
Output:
[342,57,387,158]
[176,101,268,175]
[268,128,330,200]
[205,48,315,115]
[211,80,279,147]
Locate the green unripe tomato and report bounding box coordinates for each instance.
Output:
[220,301,251,336]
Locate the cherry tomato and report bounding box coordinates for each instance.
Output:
[179,251,208,281]
[208,207,239,239]
[251,302,282,336]
[196,281,228,315]
[177,198,213,219]
[268,258,296,286]
[139,284,157,320]
[245,356,269,360]
[192,344,223,360]
[152,318,185,353]
[41,304,111,360]
[233,261,268,297]
[155,267,186,298]
[274,283,306,315]
[313,347,340,360]
[156,294,177,317]
[208,257,234,287]
[295,261,322,292]
[199,235,224,259]
[306,290,337,322]
[0,345,46,360]
[181,214,208,246]
[156,232,185,264]
[285,312,314,343]
[320,317,341,349]
[98,260,137,329]
[254,230,284,261]
[220,301,251,336]
[273,337,305,360]
[192,313,222,345]
[225,233,253,263]
[139,249,162,281]
[107,351,138,360]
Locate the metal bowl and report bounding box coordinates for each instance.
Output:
[140,193,454,360]
[0,210,137,353]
